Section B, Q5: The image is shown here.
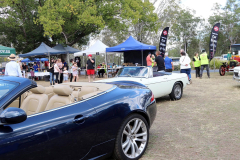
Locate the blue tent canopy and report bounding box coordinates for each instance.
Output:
[53,44,81,53]
[106,36,156,52]
[19,42,66,57]
[106,36,156,66]
[21,58,48,62]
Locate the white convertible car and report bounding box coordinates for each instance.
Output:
[96,66,189,100]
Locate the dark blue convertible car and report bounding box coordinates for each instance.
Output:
[0,76,156,160]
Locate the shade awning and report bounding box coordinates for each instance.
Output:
[0,45,16,56]
[106,36,156,52]
[19,42,66,57]
[74,40,109,56]
[52,44,81,54]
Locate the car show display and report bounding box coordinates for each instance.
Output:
[97,66,189,100]
[0,76,156,160]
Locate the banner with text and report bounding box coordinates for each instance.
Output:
[159,27,169,57]
[209,23,220,61]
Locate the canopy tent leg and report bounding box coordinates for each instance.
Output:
[105,52,108,78]
[141,49,143,66]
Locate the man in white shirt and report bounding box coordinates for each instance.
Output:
[5,54,23,77]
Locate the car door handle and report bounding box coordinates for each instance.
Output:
[73,115,89,124]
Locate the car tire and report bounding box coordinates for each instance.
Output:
[169,82,183,100]
[219,65,225,76]
[113,114,149,160]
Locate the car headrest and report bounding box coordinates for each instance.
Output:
[30,85,45,94]
[53,85,73,96]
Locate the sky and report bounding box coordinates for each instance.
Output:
[181,0,227,19]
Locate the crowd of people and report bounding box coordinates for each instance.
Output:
[5,49,211,85]
[146,49,210,84]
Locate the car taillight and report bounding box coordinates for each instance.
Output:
[151,92,155,102]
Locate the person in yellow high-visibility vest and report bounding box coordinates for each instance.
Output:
[199,49,210,79]
[151,54,155,67]
[192,52,201,78]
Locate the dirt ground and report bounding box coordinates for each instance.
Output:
[36,72,240,160]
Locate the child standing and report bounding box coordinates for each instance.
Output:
[72,62,78,82]
[63,67,69,83]
[30,69,35,81]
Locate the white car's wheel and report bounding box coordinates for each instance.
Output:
[113,114,149,160]
[169,82,183,100]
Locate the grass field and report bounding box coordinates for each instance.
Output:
[141,72,240,160]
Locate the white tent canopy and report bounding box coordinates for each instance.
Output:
[74,40,110,56]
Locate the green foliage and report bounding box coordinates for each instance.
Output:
[209,59,226,69]
[37,0,158,45]
[171,8,203,51]
[0,0,50,54]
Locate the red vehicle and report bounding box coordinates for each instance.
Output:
[219,44,240,76]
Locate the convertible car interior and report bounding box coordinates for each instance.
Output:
[6,82,114,116]
[153,71,172,77]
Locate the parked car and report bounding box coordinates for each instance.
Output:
[97,66,189,100]
[0,76,156,160]
[233,66,240,82]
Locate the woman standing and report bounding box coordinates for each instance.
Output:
[48,59,55,85]
[192,52,201,78]
[54,60,60,84]
[180,51,192,84]
[56,59,63,83]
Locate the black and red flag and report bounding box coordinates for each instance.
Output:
[159,27,169,57]
[209,23,220,61]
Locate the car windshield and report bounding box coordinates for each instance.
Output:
[0,80,18,100]
[117,67,148,77]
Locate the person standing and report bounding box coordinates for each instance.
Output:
[164,52,174,72]
[72,62,79,82]
[63,67,69,83]
[33,62,39,72]
[5,54,22,77]
[44,60,49,70]
[180,51,192,83]
[146,53,152,67]
[54,60,60,84]
[86,54,95,82]
[192,52,201,78]
[57,59,63,83]
[199,49,210,79]
[48,59,55,85]
[22,62,28,78]
[69,59,75,82]
[154,51,165,71]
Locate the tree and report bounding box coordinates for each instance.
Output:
[208,0,240,54]
[171,8,202,53]
[0,0,50,54]
[36,0,158,46]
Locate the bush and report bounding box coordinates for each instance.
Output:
[209,59,226,69]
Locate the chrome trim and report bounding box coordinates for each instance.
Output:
[28,86,117,118]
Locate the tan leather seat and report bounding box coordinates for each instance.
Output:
[45,85,73,111]
[21,85,48,116]
[7,91,31,109]
[71,86,98,101]
[44,86,54,101]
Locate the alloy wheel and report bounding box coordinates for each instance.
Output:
[121,118,148,159]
